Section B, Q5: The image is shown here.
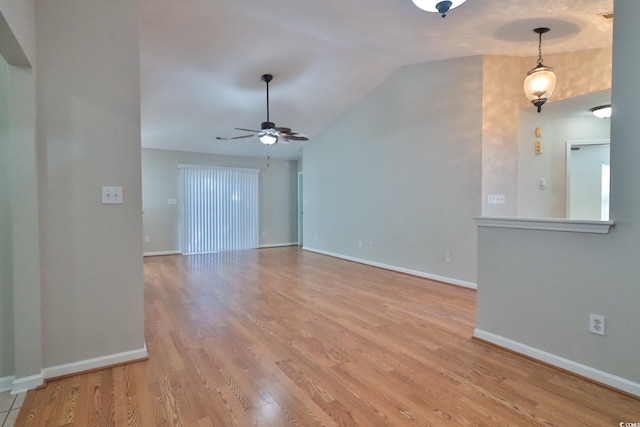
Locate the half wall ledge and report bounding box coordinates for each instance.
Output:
[474,217,615,234]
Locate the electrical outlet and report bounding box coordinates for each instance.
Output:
[144,235,150,242]
[589,314,606,336]
[445,250,452,263]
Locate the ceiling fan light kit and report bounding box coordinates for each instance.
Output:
[411,0,467,17]
[258,129,278,145]
[523,27,556,113]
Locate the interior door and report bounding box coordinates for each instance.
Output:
[566,141,610,220]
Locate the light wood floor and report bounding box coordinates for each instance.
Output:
[17,247,639,426]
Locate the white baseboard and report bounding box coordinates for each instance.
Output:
[41,345,148,381]
[7,346,148,394]
[474,328,640,398]
[0,376,15,393]
[11,374,44,395]
[143,250,180,257]
[302,246,477,290]
[259,242,298,249]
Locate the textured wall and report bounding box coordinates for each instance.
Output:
[482,55,522,217]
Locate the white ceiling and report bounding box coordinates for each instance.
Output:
[139,0,614,160]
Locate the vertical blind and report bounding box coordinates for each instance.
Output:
[180,165,259,254]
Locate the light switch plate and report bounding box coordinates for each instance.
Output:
[102,186,123,204]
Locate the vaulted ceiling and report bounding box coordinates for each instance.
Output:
[139,0,614,160]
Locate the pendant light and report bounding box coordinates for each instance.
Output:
[411,0,468,18]
[523,27,556,113]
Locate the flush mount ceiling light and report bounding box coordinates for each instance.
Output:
[590,104,612,119]
[411,0,468,18]
[523,27,556,113]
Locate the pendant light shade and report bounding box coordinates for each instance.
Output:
[523,28,556,113]
[411,0,467,17]
[524,66,556,112]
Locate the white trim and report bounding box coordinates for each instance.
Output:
[41,345,148,382]
[143,250,180,257]
[0,376,15,393]
[473,329,640,398]
[259,242,298,249]
[475,216,614,234]
[303,247,476,290]
[11,374,44,395]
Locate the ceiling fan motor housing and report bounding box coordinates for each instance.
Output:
[261,121,276,130]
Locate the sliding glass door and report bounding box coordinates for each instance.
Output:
[180,165,259,254]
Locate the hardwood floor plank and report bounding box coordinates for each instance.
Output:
[14,247,639,426]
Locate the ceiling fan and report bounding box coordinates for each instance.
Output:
[217,74,309,145]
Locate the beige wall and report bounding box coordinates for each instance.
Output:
[482,55,522,217]
[36,0,146,371]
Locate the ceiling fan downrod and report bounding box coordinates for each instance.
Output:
[261,74,275,130]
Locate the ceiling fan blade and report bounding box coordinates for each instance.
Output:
[215,136,229,140]
[235,127,260,133]
[275,126,292,133]
[277,138,290,144]
[281,133,309,141]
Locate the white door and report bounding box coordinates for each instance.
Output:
[566,142,610,220]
